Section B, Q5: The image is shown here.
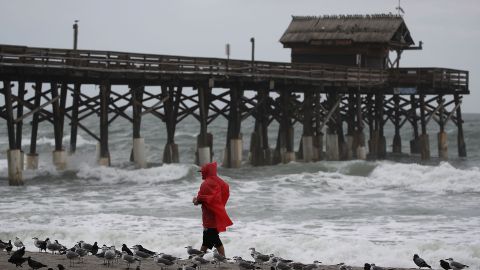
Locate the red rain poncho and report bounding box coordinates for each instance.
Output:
[196,162,233,232]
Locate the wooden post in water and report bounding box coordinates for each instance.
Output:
[16,81,25,170]
[196,86,212,166]
[3,80,23,185]
[98,82,111,166]
[419,94,430,160]
[345,92,355,160]
[313,90,324,161]
[250,89,271,166]
[392,94,402,153]
[26,82,42,170]
[224,87,243,168]
[366,94,375,157]
[69,83,80,154]
[355,93,366,159]
[325,92,339,160]
[437,95,448,160]
[130,84,146,168]
[337,94,348,160]
[301,90,314,162]
[163,86,181,164]
[454,94,466,157]
[274,89,295,163]
[409,95,420,154]
[51,82,67,169]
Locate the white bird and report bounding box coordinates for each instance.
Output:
[446,258,469,270]
[104,246,116,267]
[186,245,204,256]
[14,237,24,250]
[122,251,140,269]
[249,248,270,264]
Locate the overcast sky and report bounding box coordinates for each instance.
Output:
[1,0,479,112]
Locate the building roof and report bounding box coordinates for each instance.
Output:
[280,14,415,48]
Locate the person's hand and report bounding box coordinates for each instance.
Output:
[192,197,199,205]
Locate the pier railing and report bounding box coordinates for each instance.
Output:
[0,44,470,93]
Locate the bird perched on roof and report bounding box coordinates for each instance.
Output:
[27,256,48,270]
[186,245,204,256]
[440,260,452,270]
[413,254,431,269]
[446,258,469,270]
[14,237,24,250]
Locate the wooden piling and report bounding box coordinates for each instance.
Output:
[51,82,67,169]
[454,94,466,157]
[374,93,386,159]
[224,87,243,168]
[419,94,430,160]
[196,86,212,166]
[98,82,111,166]
[313,90,323,161]
[274,89,295,163]
[250,89,271,166]
[325,93,340,160]
[3,80,23,185]
[163,86,181,164]
[131,84,146,168]
[302,90,314,162]
[69,83,80,154]
[355,93,366,159]
[26,82,42,170]
[409,95,420,154]
[392,94,402,153]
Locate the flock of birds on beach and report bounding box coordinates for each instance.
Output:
[0,236,472,270]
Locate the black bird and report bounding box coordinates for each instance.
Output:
[364,263,371,270]
[122,244,133,255]
[9,246,25,260]
[90,242,99,255]
[40,238,49,253]
[440,260,452,270]
[57,264,66,270]
[28,257,48,270]
[0,239,8,250]
[135,244,155,256]
[6,240,13,254]
[8,256,28,268]
[413,254,432,269]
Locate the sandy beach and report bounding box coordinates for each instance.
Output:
[0,250,403,270]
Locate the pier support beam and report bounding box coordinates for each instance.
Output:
[196,86,212,166]
[98,82,111,166]
[409,95,420,154]
[250,90,271,166]
[419,95,430,160]
[301,90,314,162]
[27,82,42,170]
[374,93,386,159]
[131,85,147,168]
[345,93,355,160]
[437,96,448,160]
[16,81,25,170]
[355,93,366,160]
[325,93,340,160]
[454,94,466,157]
[163,86,181,164]
[313,90,323,161]
[224,87,243,168]
[69,83,81,154]
[392,95,402,153]
[274,90,295,164]
[51,83,67,170]
[3,80,23,185]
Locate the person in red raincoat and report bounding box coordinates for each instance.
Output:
[192,162,233,256]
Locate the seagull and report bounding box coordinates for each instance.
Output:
[75,246,88,263]
[186,245,204,256]
[0,240,8,250]
[154,254,175,270]
[105,246,117,267]
[134,244,156,256]
[123,251,140,269]
[446,258,469,270]
[276,260,292,270]
[213,248,228,267]
[234,257,256,270]
[14,237,24,250]
[8,256,28,268]
[440,260,452,270]
[27,256,48,270]
[303,260,322,270]
[9,246,25,260]
[158,252,179,262]
[66,250,79,267]
[364,263,371,270]
[90,242,99,255]
[249,248,270,264]
[289,262,306,270]
[192,254,210,270]
[182,263,197,270]
[370,264,385,270]
[413,254,431,269]
[46,239,61,254]
[132,246,151,264]
[122,244,133,255]
[57,264,66,270]
[5,240,13,254]
[337,263,352,270]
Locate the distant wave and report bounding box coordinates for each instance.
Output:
[21,135,96,147]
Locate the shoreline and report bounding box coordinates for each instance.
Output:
[0,250,413,270]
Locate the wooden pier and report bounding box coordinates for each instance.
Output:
[0,14,470,185]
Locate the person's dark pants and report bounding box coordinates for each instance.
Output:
[202,228,222,249]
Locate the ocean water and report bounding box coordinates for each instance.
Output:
[0,112,479,269]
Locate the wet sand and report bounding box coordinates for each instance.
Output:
[0,250,412,270]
